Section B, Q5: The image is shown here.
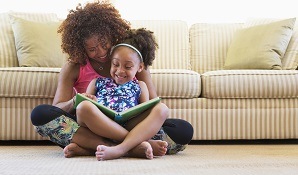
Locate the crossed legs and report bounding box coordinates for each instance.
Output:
[74,100,169,160]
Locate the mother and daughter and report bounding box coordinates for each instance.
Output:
[30,1,193,161]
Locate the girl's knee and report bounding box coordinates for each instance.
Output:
[76,101,94,116]
[153,103,169,120]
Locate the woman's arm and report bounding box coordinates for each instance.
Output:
[136,68,157,99]
[52,61,80,113]
[138,81,149,103]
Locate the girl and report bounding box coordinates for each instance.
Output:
[78,28,167,160]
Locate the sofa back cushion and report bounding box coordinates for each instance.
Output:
[131,20,190,70]
[190,20,298,74]
[189,23,242,74]
[244,18,298,70]
[224,18,295,70]
[0,12,59,67]
[9,16,66,67]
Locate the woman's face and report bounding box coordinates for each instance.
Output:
[110,47,144,85]
[84,35,111,63]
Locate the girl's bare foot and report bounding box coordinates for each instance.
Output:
[63,143,94,158]
[95,141,153,161]
[148,140,168,156]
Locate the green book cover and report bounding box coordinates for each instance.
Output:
[74,93,161,124]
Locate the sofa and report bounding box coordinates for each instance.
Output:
[0,12,297,141]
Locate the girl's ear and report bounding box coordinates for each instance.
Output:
[138,63,145,72]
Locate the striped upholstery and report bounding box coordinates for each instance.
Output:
[186,21,298,140]
[0,98,51,140]
[189,23,243,74]
[1,17,298,141]
[201,70,298,98]
[0,12,58,67]
[0,67,60,98]
[162,98,298,140]
[0,67,60,140]
[190,22,298,72]
[150,69,201,98]
[130,20,191,70]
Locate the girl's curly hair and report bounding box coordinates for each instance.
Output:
[58,1,130,64]
[118,28,158,69]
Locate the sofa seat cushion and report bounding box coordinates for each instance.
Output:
[201,70,298,98]
[0,67,60,98]
[150,69,201,98]
[0,67,201,99]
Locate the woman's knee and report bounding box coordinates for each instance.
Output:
[31,104,56,126]
[163,118,194,145]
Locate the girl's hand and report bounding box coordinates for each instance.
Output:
[82,93,97,101]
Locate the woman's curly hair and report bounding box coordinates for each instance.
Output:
[116,28,158,69]
[58,1,130,64]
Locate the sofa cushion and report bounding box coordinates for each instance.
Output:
[189,23,243,74]
[201,70,298,98]
[0,67,60,98]
[9,15,66,67]
[150,69,201,98]
[244,18,298,70]
[131,20,190,70]
[0,12,59,67]
[0,68,201,99]
[224,18,296,70]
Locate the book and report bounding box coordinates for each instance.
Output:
[74,93,161,124]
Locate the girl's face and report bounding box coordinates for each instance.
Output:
[84,35,111,63]
[110,47,144,85]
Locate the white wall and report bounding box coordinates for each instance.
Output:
[115,0,298,25]
[0,0,87,18]
[0,0,297,25]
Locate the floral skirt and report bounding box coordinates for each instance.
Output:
[35,115,80,147]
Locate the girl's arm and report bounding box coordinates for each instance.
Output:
[138,80,149,103]
[136,68,157,99]
[85,78,97,101]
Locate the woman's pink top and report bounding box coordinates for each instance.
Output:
[73,59,103,93]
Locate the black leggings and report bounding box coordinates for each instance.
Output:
[31,104,193,145]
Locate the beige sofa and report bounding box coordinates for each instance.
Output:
[1,12,298,141]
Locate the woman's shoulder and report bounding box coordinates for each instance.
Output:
[60,61,80,79]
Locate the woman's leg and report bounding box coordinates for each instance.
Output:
[76,101,169,160]
[161,118,194,154]
[30,104,114,157]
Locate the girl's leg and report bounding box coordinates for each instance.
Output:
[76,101,128,142]
[94,102,169,160]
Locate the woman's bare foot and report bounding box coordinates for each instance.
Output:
[63,143,94,158]
[128,141,153,159]
[95,141,153,161]
[148,140,168,156]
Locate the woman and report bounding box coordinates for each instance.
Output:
[30,1,193,159]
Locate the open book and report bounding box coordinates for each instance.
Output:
[74,93,161,124]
